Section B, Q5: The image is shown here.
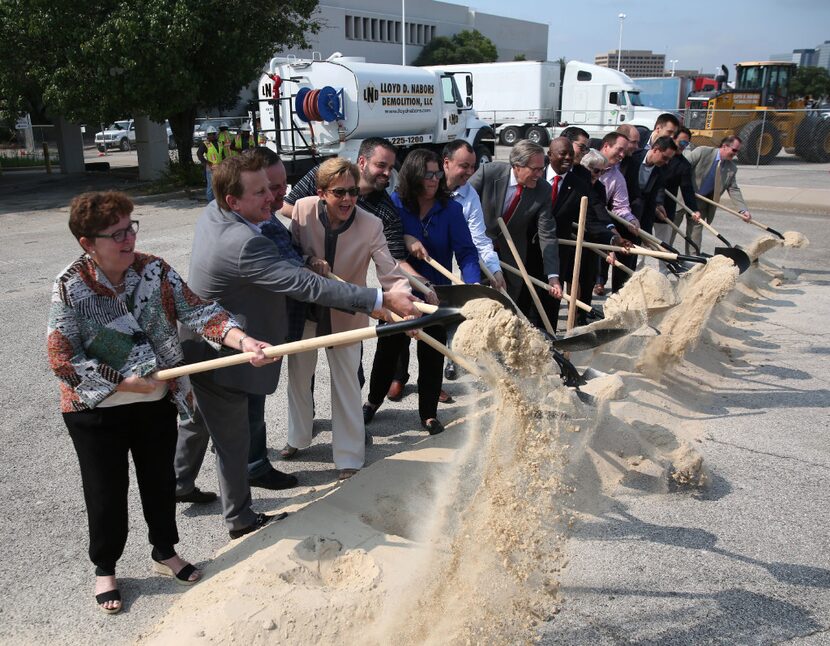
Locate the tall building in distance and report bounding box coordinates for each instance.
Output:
[594,49,665,77]
[770,40,830,71]
[282,0,547,65]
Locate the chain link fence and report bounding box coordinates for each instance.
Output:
[683,107,830,167]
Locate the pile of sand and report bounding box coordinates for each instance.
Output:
[783,230,809,248]
[636,254,738,379]
[602,267,678,324]
[745,231,809,260]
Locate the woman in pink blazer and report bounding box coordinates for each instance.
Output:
[286,158,410,479]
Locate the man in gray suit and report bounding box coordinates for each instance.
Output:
[683,135,753,254]
[175,153,418,539]
[469,140,559,328]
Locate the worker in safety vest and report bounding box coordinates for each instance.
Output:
[230,123,256,157]
[196,125,222,202]
[217,123,233,159]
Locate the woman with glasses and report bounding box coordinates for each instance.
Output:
[285,158,409,479]
[364,149,479,436]
[47,191,270,614]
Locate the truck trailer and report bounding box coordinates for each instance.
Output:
[425,60,664,146]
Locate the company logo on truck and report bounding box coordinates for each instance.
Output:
[362,81,434,114]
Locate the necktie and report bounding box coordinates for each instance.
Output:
[713,160,723,203]
[700,156,719,197]
[551,175,561,205]
[502,184,523,225]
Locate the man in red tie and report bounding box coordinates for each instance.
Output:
[541,137,626,329]
[469,140,555,326]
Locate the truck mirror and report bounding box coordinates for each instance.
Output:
[466,96,473,108]
[466,77,473,95]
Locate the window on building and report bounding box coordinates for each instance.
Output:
[345,15,353,39]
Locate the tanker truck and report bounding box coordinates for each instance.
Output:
[257,53,495,181]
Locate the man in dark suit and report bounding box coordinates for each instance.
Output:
[541,137,625,328]
[175,153,417,539]
[469,139,557,328]
[655,127,701,265]
[628,136,678,235]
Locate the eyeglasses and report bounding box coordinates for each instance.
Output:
[526,166,545,173]
[590,167,604,175]
[327,187,360,198]
[91,220,139,242]
[423,170,444,180]
[728,146,741,153]
[575,142,589,152]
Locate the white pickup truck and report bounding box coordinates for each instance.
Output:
[95,119,176,152]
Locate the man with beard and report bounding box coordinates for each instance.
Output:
[281,138,406,263]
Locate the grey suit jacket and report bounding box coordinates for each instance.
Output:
[182,201,378,395]
[469,162,554,299]
[684,146,747,212]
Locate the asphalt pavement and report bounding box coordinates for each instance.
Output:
[0,163,827,644]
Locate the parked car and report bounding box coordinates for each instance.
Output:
[95,119,177,152]
[95,120,135,152]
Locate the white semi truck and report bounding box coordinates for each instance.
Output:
[258,53,495,180]
[427,60,665,146]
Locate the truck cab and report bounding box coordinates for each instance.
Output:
[558,62,662,138]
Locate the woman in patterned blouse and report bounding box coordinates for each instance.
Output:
[47,191,272,614]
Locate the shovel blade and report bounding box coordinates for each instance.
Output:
[552,327,632,352]
[715,246,751,274]
[433,283,516,313]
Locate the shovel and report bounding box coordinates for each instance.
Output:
[154,284,513,381]
[559,239,751,275]
[695,192,785,240]
[664,190,734,248]
[603,210,689,274]
[154,284,623,381]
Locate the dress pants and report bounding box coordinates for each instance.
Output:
[686,197,717,256]
[247,392,277,479]
[64,399,179,575]
[174,370,256,532]
[550,244,597,330]
[287,321,364,470]
[368,324,447,422]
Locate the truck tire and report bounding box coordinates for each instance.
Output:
[119,137,131,152]
[804,118,830,163]
[525,126,549,147]
[737,120,781,165]
[794,116,817,160]
[499,126,522,147]
[475,144,493,168]
[96,144,106,153]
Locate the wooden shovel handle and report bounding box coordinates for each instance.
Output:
[605,209,665,247]
[154,327,379,381]
[664,190,721,237]
[559,238,678,261]
[496,217,556,336]
[499,260,596,313]
[423,256,465,285]
[587,246,634,276]
[695,192,769,232]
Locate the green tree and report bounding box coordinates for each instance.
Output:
[0,0,319,163]
[413,29,498,66]
[790,66,830,100]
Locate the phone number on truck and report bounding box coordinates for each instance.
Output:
[388,135,433,145]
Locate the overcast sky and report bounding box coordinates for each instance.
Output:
[443,0,830,75]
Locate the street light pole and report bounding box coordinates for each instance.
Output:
[670,59,678,77]
[617,13,626,71]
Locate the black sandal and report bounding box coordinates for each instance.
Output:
[280,444,299,459]
[152,559,201,586]
[95,589,122,615]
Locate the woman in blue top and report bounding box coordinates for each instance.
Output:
[363,149,479,435]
